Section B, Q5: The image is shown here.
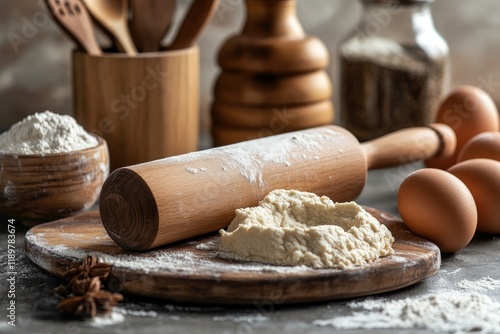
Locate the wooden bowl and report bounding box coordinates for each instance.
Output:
[0,136,109,224]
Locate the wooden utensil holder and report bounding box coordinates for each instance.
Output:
[73,46,199,170]
[211,0,334,146]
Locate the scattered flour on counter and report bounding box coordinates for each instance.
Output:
[88,307,158,328]
[116,307,158,318]
[212,314,269,324]
[88,311,125,327]
[443,267,462,275]
[219,189,394,269]
[313,291,500,333]
[195,241,218,251]
[123,309,158,317]
[0,110,98,154]
[458,276,500,293]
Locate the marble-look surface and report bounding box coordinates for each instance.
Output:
[1,0,500,140]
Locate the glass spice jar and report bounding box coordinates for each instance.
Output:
[340,0,450,141]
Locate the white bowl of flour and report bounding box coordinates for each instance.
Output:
[0,111,109,223]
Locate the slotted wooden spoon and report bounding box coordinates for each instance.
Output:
[45,0,101,55]
[167,0,219,50]
[83,0,137,55]
[129,0,176,52]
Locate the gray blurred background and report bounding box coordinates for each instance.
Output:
[1,0,499,141]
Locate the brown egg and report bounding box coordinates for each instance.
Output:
[425,86,499,169]
[448,159,500,234]
[398,168,477,253]
[458,132,500,163]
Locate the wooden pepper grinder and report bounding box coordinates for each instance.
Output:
[211,0,334,146]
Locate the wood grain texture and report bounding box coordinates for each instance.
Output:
[0,136,109,223]
[72,46,199,170]
[211,0,332,146]
[211,100,334,132]
[166,0,219,50]
[218,35,328,74]
[211,126,269,145]
[214,71,332,106]
[24,208,441,304]
[83,0,137,55]
[217,0,327,73]
[362,124,457,169]
[129,0,176,52]
[242,0,305,38]
[99,124,455,251]
[211,102,334,145]
[45,0,102,56]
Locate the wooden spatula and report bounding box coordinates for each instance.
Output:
[83,0,137,55]
[45,0,102,55]
[129,0,176,52]
[166,0,219,50]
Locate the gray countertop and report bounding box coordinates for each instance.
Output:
[1,165,500,334]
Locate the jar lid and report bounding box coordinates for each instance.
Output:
[363,0,433,4]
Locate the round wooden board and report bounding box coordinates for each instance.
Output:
[24,208,440,305]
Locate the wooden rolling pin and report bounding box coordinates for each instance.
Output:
[100,124,456,251]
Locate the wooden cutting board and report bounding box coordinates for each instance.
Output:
[24,208,440,305]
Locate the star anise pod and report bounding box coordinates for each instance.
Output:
[88,290,124,315]
[71,277,93,296]
[57,277,123,318]
[55,255,123,318]
[55,283,71,297]
[56,255,114,297]
[64,255,113,282]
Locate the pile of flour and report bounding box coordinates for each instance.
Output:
[314,276,500,333]
[219,189,394,269]
[315,292,500,333]
[0,111,98,154]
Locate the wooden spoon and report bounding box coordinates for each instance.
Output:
[45,0,102,55]
[129,0,176,52]
[167,0,219,50]
[83,0,137,55]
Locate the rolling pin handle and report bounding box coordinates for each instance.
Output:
[361,123,457,170]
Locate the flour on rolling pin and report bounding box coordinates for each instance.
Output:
[180,130,344,186]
